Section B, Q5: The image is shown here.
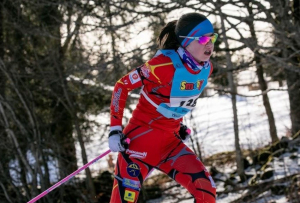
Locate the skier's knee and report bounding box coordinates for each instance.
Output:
[186,170,217,203]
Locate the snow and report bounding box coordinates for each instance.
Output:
[273,151,300,179]
[188,85,290,157]
[255,191,289,203]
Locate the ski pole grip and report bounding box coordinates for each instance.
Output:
[122,138,131,149]
[186,128,191,135]
[123,138,131,145]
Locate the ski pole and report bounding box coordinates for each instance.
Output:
[27,138,130,203]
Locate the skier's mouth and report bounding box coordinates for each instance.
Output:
[204,50,211,55]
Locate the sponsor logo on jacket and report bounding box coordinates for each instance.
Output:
[126,149,147,159]
[112,88,122,112]
[126,163,140,177]
[129,70,141,84]
[124,190,135,202]
[122,178,140,190]
[180,80,204,90]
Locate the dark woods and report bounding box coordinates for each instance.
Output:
[0,0,299,203]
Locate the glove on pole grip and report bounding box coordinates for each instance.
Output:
[122,137,131,149]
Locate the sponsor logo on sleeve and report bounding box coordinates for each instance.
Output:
[129,70,141,84]
[112,88,122,112]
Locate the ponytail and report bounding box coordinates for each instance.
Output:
[157,20,180,50]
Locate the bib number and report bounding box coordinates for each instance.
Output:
[179,98,198,108]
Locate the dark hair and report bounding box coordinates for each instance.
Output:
[157,20,179,49]
[157,13,209,49]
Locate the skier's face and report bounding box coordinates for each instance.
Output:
[186,33,214,62]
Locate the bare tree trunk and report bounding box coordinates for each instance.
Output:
[256,63,279,142]
[106,2,123,82]
[0,1,3,94]
[268,0,300,137]
[0,162,23,202]
[245,2,279,143]
[287,0,300,136]
[0,6,7,198]
[53,46,96,200]
[74,116,96,200]
[285,68,300,137]
[55,35,96,202]
[0,68,39,197]
[0,181,13,203]
[218,2,246,181]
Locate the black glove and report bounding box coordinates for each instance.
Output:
[179,123,191,142]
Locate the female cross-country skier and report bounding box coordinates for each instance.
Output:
[108,12,217,203]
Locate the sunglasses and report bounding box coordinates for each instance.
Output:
[179,33,218,45]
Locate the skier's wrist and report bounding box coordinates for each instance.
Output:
[110,125,122,132]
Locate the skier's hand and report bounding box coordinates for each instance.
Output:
[108,130,128,152]
[179,123,191,143]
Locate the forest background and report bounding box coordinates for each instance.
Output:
[0,0,299,202]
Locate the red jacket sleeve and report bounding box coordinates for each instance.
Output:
[110,69,142,127]
[110,62,167,127]
[110,53,176,128]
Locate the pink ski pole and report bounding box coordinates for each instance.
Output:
[27,150,110,203]
[27,138,130,203]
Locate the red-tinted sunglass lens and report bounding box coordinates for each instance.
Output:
[198,36,211,45]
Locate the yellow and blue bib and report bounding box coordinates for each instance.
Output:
[141,50,211,119]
